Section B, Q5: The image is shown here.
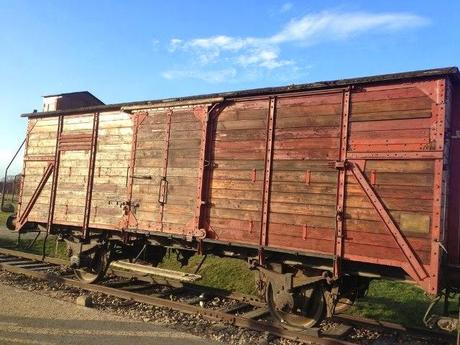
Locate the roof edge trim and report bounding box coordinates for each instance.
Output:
[21,66,459,118]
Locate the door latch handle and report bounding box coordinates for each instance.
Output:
[158,177,168,205]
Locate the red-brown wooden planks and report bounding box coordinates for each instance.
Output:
[18,75,453,295]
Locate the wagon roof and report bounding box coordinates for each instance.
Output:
[22,66,460,118]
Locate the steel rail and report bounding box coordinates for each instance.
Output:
[0,247,454,344]
[333,314,455,342]
[0,247,351,345]
[0,247,265,307]
[107,266,266,308]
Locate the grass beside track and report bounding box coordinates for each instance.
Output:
[0,209,456,328]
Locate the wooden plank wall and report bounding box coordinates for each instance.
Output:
[207,93,342,250]
[131,110,165,230]
[22,112,132,230]
[266,93,342,253]
[163,109,201,233]
[208,99,267,243]
[87,111,132,229]
[344,83,437,265]
[132,107,202,234]
[21,117,58,222]
[18,79,442,274]
[207,82,439,268]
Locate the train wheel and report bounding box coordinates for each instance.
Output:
[266,282,325,329]
[74,248,108,284]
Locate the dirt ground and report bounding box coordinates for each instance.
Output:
[0,282,219,345]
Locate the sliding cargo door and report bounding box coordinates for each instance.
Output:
[129,107,205,235]
[208,99,268,244]
[208,93,342,253]
[267,92,342,254]
[54,114,96,227]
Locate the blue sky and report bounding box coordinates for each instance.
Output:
[0,0,459,173]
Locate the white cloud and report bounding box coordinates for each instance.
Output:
[236,47,293,69]
[168,38,183,52]
[280,2,293,13]
[270,12,428,43]
[164,11,428,82]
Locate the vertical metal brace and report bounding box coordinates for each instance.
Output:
[122,111,145,230]
[158,108,173,231]
[126,115,139,210]
[199,102,226,236]
[259,97,276,264]
[429,78,450,294]
[190,106,209,240]
[333,89,350,278]
[46,116,64,234]
[82,112,100,239]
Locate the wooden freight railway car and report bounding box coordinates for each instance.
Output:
[7,67,460,328]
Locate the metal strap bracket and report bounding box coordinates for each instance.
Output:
[259,97,276,264]
[15,162,55,231]
[82,112,100,239]
[333,89,351,278]
[46,115,64,234]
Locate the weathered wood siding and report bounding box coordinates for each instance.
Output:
[208,99,267,244]
[53,114,94,225]
[267,93,341,254]
[343,83,439,266]
[20,112,132,229]
[17,77,450,293]
[20,117,58,222]
[206,80,444,274]
[89,112,132,228]
[130,107,203,234]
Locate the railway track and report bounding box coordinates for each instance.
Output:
[0,247,455,345]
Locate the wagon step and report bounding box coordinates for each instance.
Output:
[109,261,202,282]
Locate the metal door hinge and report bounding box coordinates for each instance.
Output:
[329,160,348,170]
